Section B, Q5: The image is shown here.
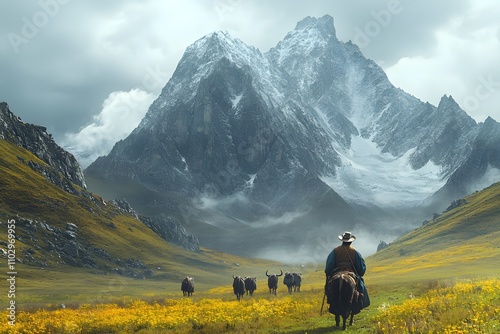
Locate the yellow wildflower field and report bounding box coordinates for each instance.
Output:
[1,278,499,333]
[0,295,315,333]
[374,278,500,334]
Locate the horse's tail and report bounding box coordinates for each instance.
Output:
[338,273,344,296]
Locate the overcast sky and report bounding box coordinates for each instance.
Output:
[1,0,499,167]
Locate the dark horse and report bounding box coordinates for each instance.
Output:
[325,271,363,330]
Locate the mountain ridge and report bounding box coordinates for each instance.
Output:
[0,103,201,274]
[1,102,86,193]
[85,15,500,259]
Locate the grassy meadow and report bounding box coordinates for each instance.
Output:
[1,264,499,333]
[1,139,500,332]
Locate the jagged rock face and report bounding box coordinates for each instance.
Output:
[436,117,500,198]
[86,15,500,257]
[0,103,201,257]
[87,53,342,216]
[4,216,154,278]
[0,102,86,191]
[389,96,478,173]
[140,215,200,252]
[113,199,200,252]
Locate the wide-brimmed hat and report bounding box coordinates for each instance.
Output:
[338,231,356,242]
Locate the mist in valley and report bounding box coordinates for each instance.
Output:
[176,186,424,265]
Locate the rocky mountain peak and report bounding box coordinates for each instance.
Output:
[437,95,461,112]
[294,15,336,39]
[479,116,500,138]
[185,30,261,66]
[436,95,476,127]
[85,15,500,259]
[271,14,338,61]
[484,116,498,125]
[137,29,268,130]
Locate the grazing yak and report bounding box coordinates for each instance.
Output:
[284,272,302,293]
[266,270,283,295]
[232,275,246,301]
[283,272,295,294]
[181,276,194,297]
[292,272,302,292]
[325,271,363,330]
[244,277,257,296]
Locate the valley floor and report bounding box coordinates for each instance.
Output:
[1,265,499,333]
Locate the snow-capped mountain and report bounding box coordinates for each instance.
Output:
[85,15,500,259]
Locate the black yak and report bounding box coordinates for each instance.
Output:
[292,272,302,292]
[181,276,194,296]
[283,272,294,294]
[266,270,283,295]
[244,277,257,296]
[232,275,246,301]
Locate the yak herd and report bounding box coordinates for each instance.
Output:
[180,270,302,300]
[181,270,362,331]
[232,271,302,300]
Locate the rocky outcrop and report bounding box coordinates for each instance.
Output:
[2,216,155,278]
[140,214,200,252]
[1,103,201,266]
[0,102,86,191]
[433,116,500,205]
[114,199,200,252]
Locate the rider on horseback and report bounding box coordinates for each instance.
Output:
[325,231,370,311]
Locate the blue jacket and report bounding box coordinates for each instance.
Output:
[325,245,370,308]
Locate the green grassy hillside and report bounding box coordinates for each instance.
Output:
[0,139,279,306]
[367,182,500,284]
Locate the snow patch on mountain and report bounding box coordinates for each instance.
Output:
[244,174,257,189]
[322,135,446,208]
[346,65,377,130]
[231,93,243,108]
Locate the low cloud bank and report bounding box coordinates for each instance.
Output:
[62,89,155,168]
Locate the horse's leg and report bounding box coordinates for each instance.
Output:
[335,313,340,327]
[349,312,354,325]
[342,316,347,330]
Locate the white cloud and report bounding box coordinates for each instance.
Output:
[384,2,500,122]
[1,0,499,142]
[62,89,155,168]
